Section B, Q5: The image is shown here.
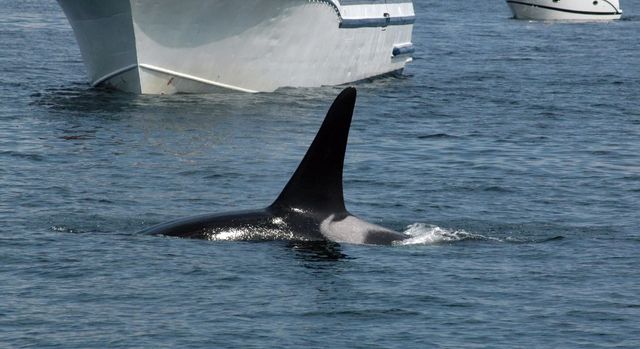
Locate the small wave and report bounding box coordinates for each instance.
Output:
[0,151,45,162]
[482,185,514,193]
[395,223,498,245]
[51,225,84,234]
[536,235,565,243]
[620,16,640,22]
[60,134,94,141]
[417,133,458,140]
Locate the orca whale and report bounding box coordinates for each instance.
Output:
[141,87,409,245]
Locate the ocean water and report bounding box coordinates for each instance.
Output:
[1,0,639,347]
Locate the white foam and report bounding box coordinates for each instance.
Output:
[395,223,500,246]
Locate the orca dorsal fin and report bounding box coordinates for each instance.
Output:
[271,87,356,214]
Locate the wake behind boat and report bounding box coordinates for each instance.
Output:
[56,0,415,94]
[506,0,622,20]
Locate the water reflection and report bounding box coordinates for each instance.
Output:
[287,241,350,264]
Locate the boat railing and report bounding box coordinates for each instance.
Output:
[601,0,623,14]
[310,0,416,29]
[309,0,343,20]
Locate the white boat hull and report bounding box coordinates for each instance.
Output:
[507,0,622,20]
[57,0,415,94]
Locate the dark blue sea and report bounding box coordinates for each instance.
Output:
[2,1,639,348]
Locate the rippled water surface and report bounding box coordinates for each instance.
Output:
[1,1,639,348]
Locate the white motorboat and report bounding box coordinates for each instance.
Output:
[56,0,415,94]
[506,0,622,20]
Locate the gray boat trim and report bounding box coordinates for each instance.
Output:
[340,15,415,28]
